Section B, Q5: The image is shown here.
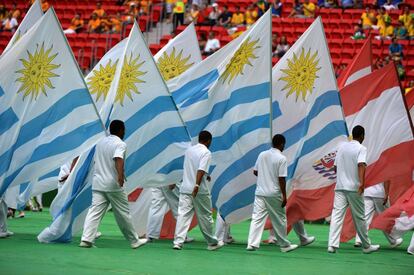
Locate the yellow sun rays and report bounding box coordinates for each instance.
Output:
[157,47,194,81]
[87,59,118,102]
[15,43,61,100]
[116,53,147,106]
[279,47,321,102]
[220,37,260,85]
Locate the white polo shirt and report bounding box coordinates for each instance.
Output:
[364,182,385,198]
[204,38,220,52]
[334,140,367,192]
[92,135,127,192]
[180,143,211,195]
[254,148,288,197]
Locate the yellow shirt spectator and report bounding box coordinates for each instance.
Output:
[399,14,412,29]
[88,17,101,32]
[376,14,391,30]
[361,12,375,27]
[173,1,185,14]
[303,2,316,18]
[245,9,258,25]
[380,25,394,37]
[231,12,245,25]
[69,18,84,31]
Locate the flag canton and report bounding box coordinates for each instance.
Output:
[312,152,337,180]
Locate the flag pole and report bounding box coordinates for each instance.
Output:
[268,9,273,143]
[393,62,414,136]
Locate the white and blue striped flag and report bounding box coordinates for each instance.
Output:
[272,17,348,224]
[168,11,272,224]
[0,8,105,197]
[2,0,43,54]
[38,21,191,242]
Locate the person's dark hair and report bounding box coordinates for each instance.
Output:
[272,134,286,148]
[352,125,365,139]
[199,130,212,143]
[110,120,125,135]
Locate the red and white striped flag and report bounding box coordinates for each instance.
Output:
[339,63,414,242]
[406,90,414,120]
[337,38,372,89]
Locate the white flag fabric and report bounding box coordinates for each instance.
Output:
[154,23,202,84]
[271,17,348,226]
[2,0,43,54]
[0,9,105,197]
[168,11,272,224]
[38,21,191,242]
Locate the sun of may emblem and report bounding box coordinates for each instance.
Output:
[221,37,260,84]
[116,53,146,105]
[279,47,321,101]
[157,47,193,81]
[87,59,118,101]
[15,43,60,100]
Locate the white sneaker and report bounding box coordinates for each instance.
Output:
[95,231,102,240]
[173,244,182,250]
[79,241,94,248]
[0,231,14,238]
[390,238,403,248]
[246,245,257,251]
[300,236,315,246]
[280,244,298,253]
[362,244,380,254]
[267,238,279,245]
[354,242,362,248]
[207,242,224,251]
[184,236,194,243]
[407,249,414,255]
[327,246,337,253]
[131,238,148,249]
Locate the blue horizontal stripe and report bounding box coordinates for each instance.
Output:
[0,148,13,178]
[211,143,269,206]
[210,114,269,153]
[180,88,209,109]
[186,82,271,138]
[124,96,179,140]
[125,126,190,177]
[279,90,342,150]
[288,120,348,179]
[220,184,256,219]
[158,156,184,175]
[0,108,19,135]
[0,121,102,196]
[172,70,219,106]
[39,168,60,181]
[14,88,94,150]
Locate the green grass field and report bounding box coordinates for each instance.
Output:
[1,210,413,275]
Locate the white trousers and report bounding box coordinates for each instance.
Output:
[328,190,370,248]
[174,193,217,246]
[215,214,232,242]
[147,186,180,239]
[248,195,291,248]
[269,220,309,242]
[81,190,139,244]
[355,197,396,244]
[0,198,8,233]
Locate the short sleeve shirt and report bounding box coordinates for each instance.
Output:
[254,148,287,197]
[92,135,127,192]
[180,144,211,195]
[334,140,367,192]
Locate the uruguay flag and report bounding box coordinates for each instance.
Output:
[271,17,348,227]
[168,11,272,224]
[2,0,43,54]
[0,9,105,197]
[38,21,191,242]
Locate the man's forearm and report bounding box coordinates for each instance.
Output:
[279,177,287,198]
[358,164,366,188]
[196,170,205,187]
[115,158,124,181]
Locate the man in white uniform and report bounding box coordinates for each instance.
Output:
[354,181,403,248]
[0,197,13,238]
[328,125,380,253]
[80,120,147,249]
[247,134,298,252]
[215,214,235,245]
[173,131,222,250]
